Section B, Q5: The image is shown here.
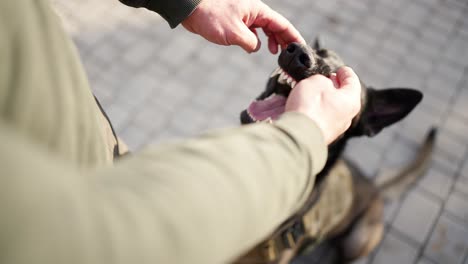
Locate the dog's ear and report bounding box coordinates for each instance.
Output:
[359,88,423,137]
[313,37,321,50]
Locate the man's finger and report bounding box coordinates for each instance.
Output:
[231,23,261,52]
[336,66,361,98]
[254,5,305,46]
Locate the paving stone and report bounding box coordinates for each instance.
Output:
[461,161,468,179]
[418,257,436,264]
[167,106,208,137]
[150,79,194,110]
[403,51,435,77]
[383,197,402,224]
[443,114,468,142]
[121,40,160,69]
[418,92,450,120]
[455,176,468,196]
[119,124,150,151]
[372,231,419,264]
[425,214,468,264]
[445,192,468,223]
[452,88,468,120]
[344,140,384,177]
[434,130,467,163]
[381,136,419,168]
[104,102,133,133]
[398,1,431,29]
[132,102,171,133]
[393,190,442,243]
[418,167,455,199]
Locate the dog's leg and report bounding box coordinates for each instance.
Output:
[337,197,384,261]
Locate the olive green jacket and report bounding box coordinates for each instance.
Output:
[0,1,327,263]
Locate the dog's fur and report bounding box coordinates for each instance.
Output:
[236,39,436,264]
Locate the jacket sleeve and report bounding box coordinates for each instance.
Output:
[119,0,201,28]
[0,112,327,264]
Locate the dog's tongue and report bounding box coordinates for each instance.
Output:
[248,94,287,121]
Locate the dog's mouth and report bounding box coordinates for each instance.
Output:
[245,67,298,122]
[241,42,337,125]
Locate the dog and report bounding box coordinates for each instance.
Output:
[234,38,436,264]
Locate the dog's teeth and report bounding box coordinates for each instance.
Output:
[291,81,297,89]
[278,72,287,84]
[270,67,281,77]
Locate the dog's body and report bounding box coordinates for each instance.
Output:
[235,39,436,264]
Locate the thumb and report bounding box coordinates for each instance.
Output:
[336,66,360,90]
[231,23,261,53]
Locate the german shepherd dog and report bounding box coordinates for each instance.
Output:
[236,39,436,264]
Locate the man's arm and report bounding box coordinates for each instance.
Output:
[0,113,327,264]
[119,0,201,28]
[119,0,305,54]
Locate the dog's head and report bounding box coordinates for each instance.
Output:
[240,39,422,175]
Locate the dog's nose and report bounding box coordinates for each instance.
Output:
[285,43,312,68]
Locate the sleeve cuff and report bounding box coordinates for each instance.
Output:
[145,0,202,28]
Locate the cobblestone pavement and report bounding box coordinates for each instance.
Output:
[53,0,468,263]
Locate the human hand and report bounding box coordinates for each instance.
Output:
[285,67,362,145]
[181,0,305,54]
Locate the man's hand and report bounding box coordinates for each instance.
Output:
[181,0,305,54]
[285,67,362,145]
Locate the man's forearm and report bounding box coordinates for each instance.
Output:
[0,113,327,264]
[119,0,201,28]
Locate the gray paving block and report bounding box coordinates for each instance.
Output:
[150,79,194,110]
[461,161,468,179]
[393,189,442,243]
[444,34,468,65]
[437,0,466,21]
[443,114,468,142]
[453,88,468,120]
[373,0,405,20]
[105,102,133,133]
[433,60,466,89]
[455,176,468,196]
[445,191,468,223]
[380,137,418,168]
[390,67,426,91]
[167,107,208,137]
[418,167,454,199]
[121,40,160,69]
[398,1,431,28]
[344,140,384,178]
[424,214,468,264]
[418,92,449,120]
[383,197,402,224]
[119,124,149,151]
[157,33,201,68]
[372,231,419,264]
[425,75,459,104]
[362,14,389,35]
[417,257,436,264]
[432,152,462,177]
[435,130,467,162]
[132,103,171,133]
[403,51,435,78]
